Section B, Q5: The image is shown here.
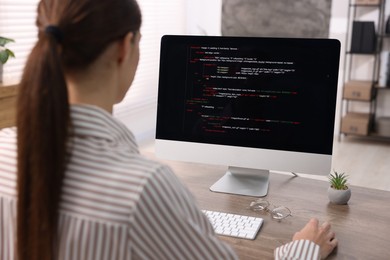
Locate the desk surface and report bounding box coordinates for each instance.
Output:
[150,156,390,260]
[0,84,18,129]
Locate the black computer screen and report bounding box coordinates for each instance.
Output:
[156,35,340,155]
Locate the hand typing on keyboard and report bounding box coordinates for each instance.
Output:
[202,210,263,240]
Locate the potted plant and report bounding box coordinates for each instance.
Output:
[327,171,351,205]
[0,36,15,83]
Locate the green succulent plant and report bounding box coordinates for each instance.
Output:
[0,36,15,64]
[329,171,349,190]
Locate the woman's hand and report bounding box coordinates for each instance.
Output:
[293,218,338,259]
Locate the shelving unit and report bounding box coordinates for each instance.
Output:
[339,0,390,140]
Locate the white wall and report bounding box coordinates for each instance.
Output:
[186,0,222,35]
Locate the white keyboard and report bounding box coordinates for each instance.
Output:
[202,210,263,240]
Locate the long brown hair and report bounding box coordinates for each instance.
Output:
[16,0,141,259]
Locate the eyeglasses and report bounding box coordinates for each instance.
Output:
[249,199,292,220]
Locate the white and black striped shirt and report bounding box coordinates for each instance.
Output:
[0,104,319,260]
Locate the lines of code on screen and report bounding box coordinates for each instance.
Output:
[185,45,302,138]
[157,36,339,154]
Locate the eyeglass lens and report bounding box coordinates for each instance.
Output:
[271,206,291,220]
[249,200,270,211]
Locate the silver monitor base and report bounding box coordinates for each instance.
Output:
[210,166,269,197]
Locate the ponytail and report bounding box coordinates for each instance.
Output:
[16,34,69,260]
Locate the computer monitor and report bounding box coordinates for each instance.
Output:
[155,35,340,197]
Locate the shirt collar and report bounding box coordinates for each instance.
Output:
[69,104,139,153]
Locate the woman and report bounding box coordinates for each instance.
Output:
[0,0,338,259]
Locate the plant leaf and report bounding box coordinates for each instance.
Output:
[329,170,349,190]
[0,50,9,64]
[6,49,15,58]
[0,49,15,64]
[0,36,15,47]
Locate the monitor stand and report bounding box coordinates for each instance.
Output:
[210,166,269,197]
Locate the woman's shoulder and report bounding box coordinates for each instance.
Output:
[127,153,176,181]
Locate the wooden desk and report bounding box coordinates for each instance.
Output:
[153,157,390,260]
[0,83,18,128]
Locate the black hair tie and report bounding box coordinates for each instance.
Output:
[45,25,63,44]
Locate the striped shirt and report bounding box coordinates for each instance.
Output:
[275,240,320,260]
[0,104,319,260]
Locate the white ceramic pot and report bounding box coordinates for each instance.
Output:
[327,186,351,205]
